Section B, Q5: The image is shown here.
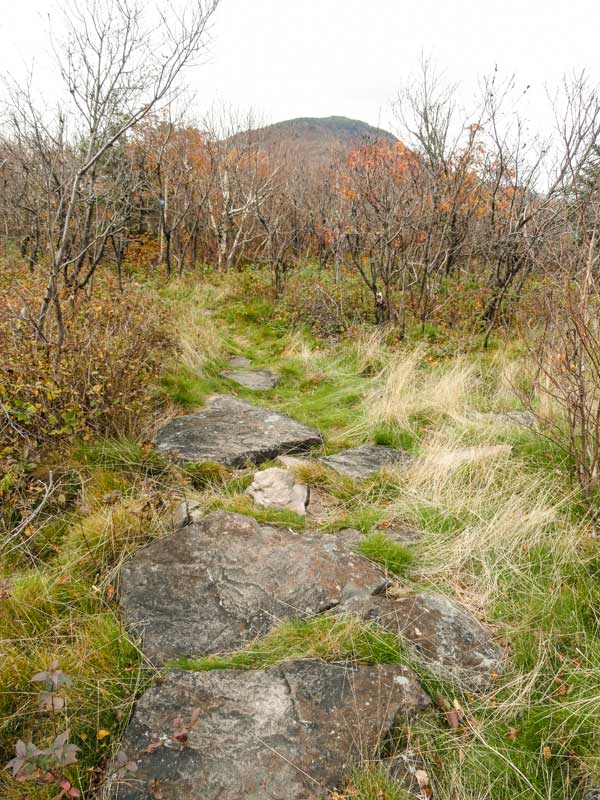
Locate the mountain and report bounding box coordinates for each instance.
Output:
[259,116,397,147]
[231,116,398,168]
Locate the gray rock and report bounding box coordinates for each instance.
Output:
[583,789,600,800]
[120,511,388,665]
[109,660,430,800]
[227,356,252,368]
[337,592,504,691]
[246,467,308,515]
[155,395,322,467]
[495,410,537,427]
[219,369,279,390]
[305,486,328,521]
[320,445,415,479]
[169,498,203,530]
[335,528,364,546]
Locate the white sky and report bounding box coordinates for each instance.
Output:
[2,0,600,137]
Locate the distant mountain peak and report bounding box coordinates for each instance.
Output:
[262,116,397,145]
[230,115,397,170]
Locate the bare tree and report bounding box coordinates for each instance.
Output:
[477,71,600,343]
[204,110,278,271]
[1,0,218,356]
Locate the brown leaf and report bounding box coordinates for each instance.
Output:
[445,708,461,729]
[436,693,451,711]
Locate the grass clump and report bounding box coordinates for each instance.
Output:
[0,566,151,799]
[343,764,414,800]
[182,461,231,490]
[326,508,384,534]
[160,364,221,408]
[356,532,414,576]
[367,350,478,432]
[76,436,170,478]
[372,423,421,452]
[171,615,409,672]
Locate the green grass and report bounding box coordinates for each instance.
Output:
[75,436,170,477]
[159,364,223,407]
[170,615,410,672]
[356,532,415,576]
[3,271,600,800]
[0,565,151,799]
[326,507,385,533]
[181,460,231,490]
[372,423,421,452]
[346,764,415,800]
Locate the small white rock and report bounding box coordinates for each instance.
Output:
[247,467,308,516]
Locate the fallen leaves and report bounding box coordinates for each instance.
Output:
[415,768,432,797]
[437,694,466,730]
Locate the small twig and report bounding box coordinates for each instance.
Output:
[1,472,56,557]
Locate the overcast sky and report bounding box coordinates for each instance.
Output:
[2,0,599,136]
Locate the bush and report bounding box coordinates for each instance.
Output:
[0,264,172,520]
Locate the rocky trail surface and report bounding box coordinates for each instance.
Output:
[109,352,505,799]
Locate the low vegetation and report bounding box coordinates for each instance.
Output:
[1,2,599,796]
[2,267,599,799]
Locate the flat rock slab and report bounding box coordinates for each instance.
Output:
[247,467,308,515]
[155,395,322,467]
[219,369,279,390]
[338,592,503,691]
[109,660,430,800]
[120,511,388,665]
[320,445,414,479]
[226,356,252,368]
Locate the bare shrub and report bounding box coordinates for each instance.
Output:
[526,278,600,503]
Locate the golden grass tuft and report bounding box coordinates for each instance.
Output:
[175,305,224,374]
[367,350,478,431]
[389,425,579,610]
